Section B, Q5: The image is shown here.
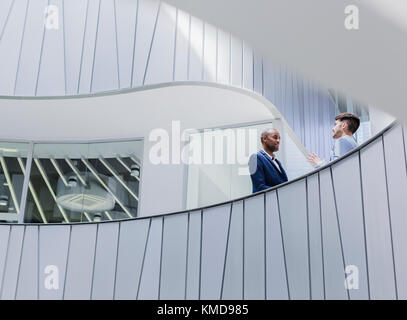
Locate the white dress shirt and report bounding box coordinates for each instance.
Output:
[262,149,282,173]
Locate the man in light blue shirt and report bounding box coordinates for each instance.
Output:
[307,112,360,167]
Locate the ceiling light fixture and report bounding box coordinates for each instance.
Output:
[130,164,140,178]
[0,148,18,153]
[56,173,115,213]
[0,195,8,207]
[93,212,102,222]
[68,176,78,188]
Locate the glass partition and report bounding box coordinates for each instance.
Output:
[0,142,29,223]
[186,121,283,209]
[23,140,143,223]
[185,120,314,209]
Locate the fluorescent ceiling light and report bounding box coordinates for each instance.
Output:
[0,148,18,153]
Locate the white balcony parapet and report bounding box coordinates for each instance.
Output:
[0,121,406,300]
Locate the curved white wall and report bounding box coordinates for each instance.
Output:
[0,83,275,140]
[0,83,286,216]
[0,0,338,161]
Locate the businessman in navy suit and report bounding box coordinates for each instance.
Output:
[249,128,288,193]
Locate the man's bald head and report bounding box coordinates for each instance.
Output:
[261,128,278,140]
[261,128,281,155]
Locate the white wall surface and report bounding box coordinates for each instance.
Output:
[0,83,279,216]
[369,106,396,136]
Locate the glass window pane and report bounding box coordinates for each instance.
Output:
[24,140,143,223]
[0,142,29,223]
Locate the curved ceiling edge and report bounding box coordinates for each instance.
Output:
[0,82,281,142]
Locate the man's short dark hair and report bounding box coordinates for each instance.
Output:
[335,112,360,134]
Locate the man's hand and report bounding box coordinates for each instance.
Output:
[306,153,324,167]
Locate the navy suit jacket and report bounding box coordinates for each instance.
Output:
[249,150,288,193]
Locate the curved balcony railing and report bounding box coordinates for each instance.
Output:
[0,121,406,299]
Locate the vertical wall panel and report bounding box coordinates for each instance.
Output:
[0,0,27,95]
[39,225,70,300]
[263,59,276,107]
[303,78,311,150]
[114,219,150,299]
[265,192,289,300]
[1,226,25,299]
[131,0,159,86]
[308,82,316,153]
[253,52,263,95]
[317,91,324,158]
[298,76,306,144]
[144,2,176,85]
[186,210,201,299]
[115,0,138,88]
[188,16,203,81]
[242,42,253,91]
[64,224,97,300]
[36,0,65,96]
[327,93,335,158]
[331,153,369,299]
[222,201,243,300]
[0,225,10,294]
[217,29,230,85]
[322,92,334,160]
[284,70,294,129]
[91,222,119,300]
[319,89,328,158]
[230,35,242,87]
[77,0,101,93]
[64,0,88,94]
[14,0,48,95]
[278,180,309,299]
[274,64,284,114]
[319,169,348,300]
[160,213,188,299]
[138,217,163,300]
[280,66,289,122]
[306,174,324,299]
[310,85,317,154]
[292,73,302,142]
[203,23,216,82]
[0,0,13,31]
[320,92,327,157]
[173,9,190,81]
[201,204,230,299]
[272,63,280,108]
[326,93,334,156]
[244,195,265,299]
[361,138,397,299]
[317,89,325,158]
[403,125,407,166]
[16,226,38,300]
[278,65,287,121]
[90,0,119,92]
[383,126,407,298]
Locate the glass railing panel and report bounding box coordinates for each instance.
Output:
[0,142,29,223]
